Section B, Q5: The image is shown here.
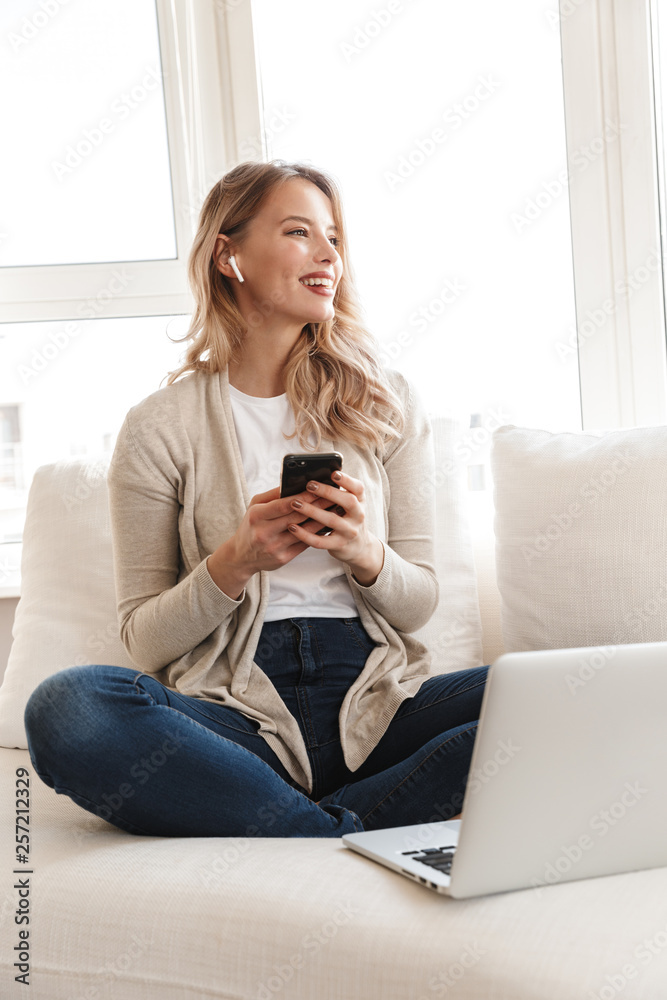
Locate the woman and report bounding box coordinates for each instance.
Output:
[24,160,488,838]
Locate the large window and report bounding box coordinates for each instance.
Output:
[0,0,233,323]
[560,0,666,429]
[1,0,665,595]
[0,0,200,593]
[1,0,175,267]
[251,0,583,496]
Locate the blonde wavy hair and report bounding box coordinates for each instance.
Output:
[162,160,404,451]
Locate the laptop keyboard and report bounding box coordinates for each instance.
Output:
[401,844,457,875]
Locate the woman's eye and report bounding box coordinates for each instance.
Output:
[286,228,340,248]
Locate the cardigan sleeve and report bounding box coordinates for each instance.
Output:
[107,406,244,672]
[347,373,439,632]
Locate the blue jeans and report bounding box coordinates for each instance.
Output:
[24,617,488,839]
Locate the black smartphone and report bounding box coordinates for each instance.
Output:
[280,452,345,536]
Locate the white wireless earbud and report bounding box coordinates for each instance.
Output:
[228,255,244,283]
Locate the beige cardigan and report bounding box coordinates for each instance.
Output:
[107,366,439,794]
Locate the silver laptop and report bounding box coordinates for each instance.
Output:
[342,642,667,898]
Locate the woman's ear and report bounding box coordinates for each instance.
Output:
[215,235,244,282]
[214,234,232,273]
[213,233,234,278]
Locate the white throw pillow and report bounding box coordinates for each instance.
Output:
[491,424,667,652]
[0,457,135,749]
[0,420,484,748]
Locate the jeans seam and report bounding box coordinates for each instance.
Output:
[358,722,478,824]
[133,676,266,740]
[342,618,375,654]
[179,704,263,737]
[297,686,317,746]
[395,678,487,720]
[308,625,326,688]
[293,622,319,745]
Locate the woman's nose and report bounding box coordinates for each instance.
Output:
[316,239,340,264]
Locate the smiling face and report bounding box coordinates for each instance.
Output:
[215,177,343,337]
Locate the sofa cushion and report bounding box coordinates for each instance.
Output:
[0,457,135,749]
[0,417,483,748]
[492,424,667,652]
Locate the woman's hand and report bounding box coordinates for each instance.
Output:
[207,486,335,598]
[285,471,385,586]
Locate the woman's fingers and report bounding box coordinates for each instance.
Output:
[304,472,363,508]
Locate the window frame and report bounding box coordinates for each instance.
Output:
[1,0,264,323]
[242,0,667,431]
[560,0,667,429]
[1,0,664,602]
[5,0,664,428]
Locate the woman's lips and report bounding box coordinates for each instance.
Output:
[300,284,334,296]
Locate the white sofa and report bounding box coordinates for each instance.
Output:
[1,417,667,1000]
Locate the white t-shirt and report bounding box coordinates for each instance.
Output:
[228,384,359,622]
